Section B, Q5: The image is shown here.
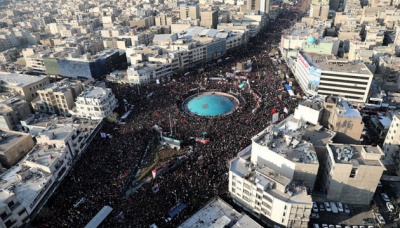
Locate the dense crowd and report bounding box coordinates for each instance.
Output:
[32,4,307,228]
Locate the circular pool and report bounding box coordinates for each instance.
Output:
[183,92,239,117]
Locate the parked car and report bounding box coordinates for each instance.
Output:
[322,224,328,228]
[329,225,335,228]
[378,181,382,187]
[313,224,320,228]
[344,204,350,214]
[375,212,386,225]
[387,202,395,212]
[381,193,390,202]
[337,202,344,212]
[330,202,338,213]
[320,204,325,212]
[324,202,332,212]
[311,213,320,219]
[313,202,319,212]
[335,225,342,228]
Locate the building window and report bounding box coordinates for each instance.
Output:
[18,209,25,216]
[7,201,14,208]
[1,212,8,220]
[350,168,358,178]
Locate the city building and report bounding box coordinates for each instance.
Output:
[294,52,374,103]
[382,112,400,174]
[229,114,335,227]
[43,49,127,80]
[247,0,270,14]
[309,4,329,20]
[0,73,50,103]
[321,96,364,144]
[200,10,219,29]
[127,62,173,85]
[322,143,385,204]
[0,97,31,131]
[0,190,30,227]
[155,13,173,26]
[0,115,102,221]
[179,4,200,20]
[178,197,263,228]
[32,79,87,116]
[0,130,35,168]
[74,86,118,120]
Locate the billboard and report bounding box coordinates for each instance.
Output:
[297,53,310,70]
[308,66,321,92]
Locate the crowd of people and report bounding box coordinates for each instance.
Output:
[32,3,307,228]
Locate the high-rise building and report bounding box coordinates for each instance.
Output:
[247,0,270,14]
[200,10,219,29]
[179,4,200,20]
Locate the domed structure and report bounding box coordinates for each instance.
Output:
[184,92,239,117]
[307,36,317,44]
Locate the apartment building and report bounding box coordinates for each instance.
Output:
[0,97,31,131]
[127,62,173,84]
[32,79,86,115]
[322,96,364,144]
[200,10,219,29]
[0,130,35,168]
[155,13,173,26]
[294,52,374,103]
[309,4,329,20]
[0,116,102,222]
[179,4,200,20]
[322,143,385,204]
[229,114,335,227]
[0,190,29,227]
[74,86,118,120]
[247,0,270,14]
[0,73,50,103]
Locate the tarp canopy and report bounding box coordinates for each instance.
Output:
[168,203,187,218]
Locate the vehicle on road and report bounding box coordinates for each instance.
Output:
[337,202,344,212]
[381,193,390,202]
[324,202,332,212]
[330,202,338,213]
[375,212,386,225]
[344,204,350,214]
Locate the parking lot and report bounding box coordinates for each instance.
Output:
[309,202,379,228]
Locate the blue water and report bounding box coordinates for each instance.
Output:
[187,94,234,116]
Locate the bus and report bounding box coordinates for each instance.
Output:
[84,206,113,228]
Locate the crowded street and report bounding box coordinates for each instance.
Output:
[32,3,308,228]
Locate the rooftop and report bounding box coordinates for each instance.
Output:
[77,86,110,99]
[301,52,373,75]
[328,144,384,166]
[0,130,30,154]
[251,115,335,162]
[178,197,262,228]
[0,73,47,88]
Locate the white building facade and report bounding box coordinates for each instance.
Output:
[74,87,118,119]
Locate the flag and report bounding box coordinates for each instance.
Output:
[284,107,288,114]
[152,169,157,179]
[271,108,277,114]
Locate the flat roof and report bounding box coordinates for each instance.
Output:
[328,144,383,166]
[178,197,262,228]
[0,130,30,154]
[301,52,373,75]
[252,115,335,162]
[0,73,47,88]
